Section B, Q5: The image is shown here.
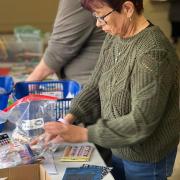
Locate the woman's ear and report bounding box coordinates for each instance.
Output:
[122,1,135,18]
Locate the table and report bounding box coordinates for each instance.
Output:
[43,143,114,180]
[0,130,114,179]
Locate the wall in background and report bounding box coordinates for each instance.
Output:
[0,0,59,33]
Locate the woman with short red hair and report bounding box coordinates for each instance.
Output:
[44,1,180,179]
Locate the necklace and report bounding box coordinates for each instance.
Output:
[114,41,130,63]
[114,19,150,63]
[132,20,150,36]
[115,51,121,62]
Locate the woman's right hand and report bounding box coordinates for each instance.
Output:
[45,133,64,144]
[30,113,76,146]
[30,132,64,146]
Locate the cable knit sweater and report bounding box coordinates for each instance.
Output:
[69,26,180,163]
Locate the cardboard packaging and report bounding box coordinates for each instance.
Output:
[0,164,51,180]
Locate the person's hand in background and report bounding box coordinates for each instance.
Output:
[26,58,54,82]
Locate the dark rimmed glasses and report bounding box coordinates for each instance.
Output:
[93,9,115,24]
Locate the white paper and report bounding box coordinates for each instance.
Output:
[43,153,58,175]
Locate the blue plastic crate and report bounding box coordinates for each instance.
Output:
[14,80,81,100]
[0,76,14,110]
[13,80,81,123]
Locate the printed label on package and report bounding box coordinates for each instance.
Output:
[41,91,63,98]
[22,118,44,130]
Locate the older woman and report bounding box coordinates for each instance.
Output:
[44,0,180,179]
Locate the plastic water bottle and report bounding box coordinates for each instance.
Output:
[8,94,14,106]
[0,87,6,95]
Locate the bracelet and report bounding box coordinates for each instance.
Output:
[57,118,69,125]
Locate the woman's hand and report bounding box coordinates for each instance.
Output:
[44,122,88,143]
[30,132,64,146]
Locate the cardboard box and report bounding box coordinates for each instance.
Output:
[0,164,51,180]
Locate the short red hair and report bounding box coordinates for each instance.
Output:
[81,0,143,14]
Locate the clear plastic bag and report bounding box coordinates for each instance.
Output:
[1,94,59,143]
[0,141,36,169]
[0,95,63,169]
[0,132,59,169]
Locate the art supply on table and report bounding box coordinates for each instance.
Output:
[0,134,11,146]
[82,164,113,179]
[62,167,102,180]
[42,152,57,175]
[59,145,94,162]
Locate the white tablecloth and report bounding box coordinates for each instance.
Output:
[43,142,114,180]
[1,130,114,180]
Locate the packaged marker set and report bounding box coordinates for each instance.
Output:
[0,133,58,169]
[0,133,39,169]
[59,145,94,162]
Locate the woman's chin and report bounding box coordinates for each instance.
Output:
[104,30,112,34]
[108,31,116,36]
[102,29,117,36]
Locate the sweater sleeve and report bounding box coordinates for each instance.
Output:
[43,0,96,73]
[68,35,112,123]
[88,49,175,148]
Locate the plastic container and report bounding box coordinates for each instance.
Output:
[14,25,42,41]
[0,35,43,62]
[13,80,81,119]
[0,67,11,75]
[0,76,14,132]
[14,80,81,100]
[0,76,14,110]
[0,121,6,132]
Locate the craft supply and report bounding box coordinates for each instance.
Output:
[82,164,113,179]
[42,153,57,175]
[0,134,11,146]
[62,167,102,180]
[59,145,94,162]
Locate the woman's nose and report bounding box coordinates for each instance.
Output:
[96,20,102,27]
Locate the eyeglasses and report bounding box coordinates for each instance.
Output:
[93,9,115,24]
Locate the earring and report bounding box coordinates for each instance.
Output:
[129,17,132,22]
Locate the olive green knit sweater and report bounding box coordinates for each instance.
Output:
[69,26,180,163]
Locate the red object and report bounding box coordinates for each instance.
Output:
[4,94,58,112]
[0,67,10,75]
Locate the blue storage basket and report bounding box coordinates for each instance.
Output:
[13,80,81,120]
[14,80,81,100]
[0,76,14,110]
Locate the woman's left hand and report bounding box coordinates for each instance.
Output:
[44,122,88,143]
